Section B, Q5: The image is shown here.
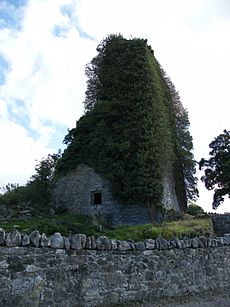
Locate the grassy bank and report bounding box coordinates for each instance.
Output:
[0,213,213,241]
[104,215,213,241]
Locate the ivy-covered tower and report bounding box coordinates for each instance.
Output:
[54,35,198,223]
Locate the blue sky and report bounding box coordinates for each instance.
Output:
[0,0,26,29]
[0,0,230,212]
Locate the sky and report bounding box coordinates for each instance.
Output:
[0,0,229,213]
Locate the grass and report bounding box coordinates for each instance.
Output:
[0,213,101,237]
[104,215,213,241]
[0,213,213,241]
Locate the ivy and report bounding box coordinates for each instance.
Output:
[56,35,197,209]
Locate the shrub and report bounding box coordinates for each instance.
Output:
[187,204,205,216]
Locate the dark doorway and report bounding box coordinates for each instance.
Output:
[92,191,102,205]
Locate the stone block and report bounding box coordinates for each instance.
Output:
[69,234,86,250]
[63,237,70,250]
[29,230,41,247]
[117,240,132,251]
[145,239,155,250]
[50,233,64,249]
[40,233,51,247]
[21,234,30,246]
[5,229,21,247]
[0,228,5,245]
[155,235,168,250]
[191,238,199,248]
[135,241,145,251]
[96,236,112,250]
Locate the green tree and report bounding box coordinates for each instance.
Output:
[187,203,204,216]
[199,130,230,209]
[28,151,61,207]
[0,152,61,210]
[0,183,28,206]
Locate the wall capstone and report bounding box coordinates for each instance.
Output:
[0,228,230,251]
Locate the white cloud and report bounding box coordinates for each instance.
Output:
[0,118,52,187]
[0,0,97,130]
[0,98,8,118]
[0,0,97,186]
[76,0,199,39]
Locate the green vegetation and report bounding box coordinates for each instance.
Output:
[104,215,212,241]
[0,214,100,237]
[0,213,213,241]
[26,151,61,208]
[187,204,205,216]
[0,152,61,210]
[0,35,200,236]
[199,129,230,209]
[157,67,198,208]
[0,183,28,206]
[56,34,198,210]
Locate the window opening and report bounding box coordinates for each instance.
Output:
[92,191,102,205]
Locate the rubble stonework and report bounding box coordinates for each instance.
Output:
[1,230,230,306]
[52,164,181,226]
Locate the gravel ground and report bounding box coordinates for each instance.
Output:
[124,289,230,307]
[161,295,230,307]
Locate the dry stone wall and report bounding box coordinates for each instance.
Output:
[1,228,230,306]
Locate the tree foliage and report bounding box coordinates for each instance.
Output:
[0,183,28,206]
[199,130,230,209]
[27,151,61,207]
[0,152,61,208]
[57,35,197,209]
[187,204,204,216]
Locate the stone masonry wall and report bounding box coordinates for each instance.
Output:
[211,214,230,235]
[53,164,152,226]
[1,228,230,306]
[53,164,180,226]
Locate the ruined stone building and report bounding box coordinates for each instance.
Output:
[53,164,181,226]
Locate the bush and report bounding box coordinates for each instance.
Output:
[0,184,25,206]
[187,204,205,216]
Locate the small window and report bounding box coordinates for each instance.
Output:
[92,191,102,205]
